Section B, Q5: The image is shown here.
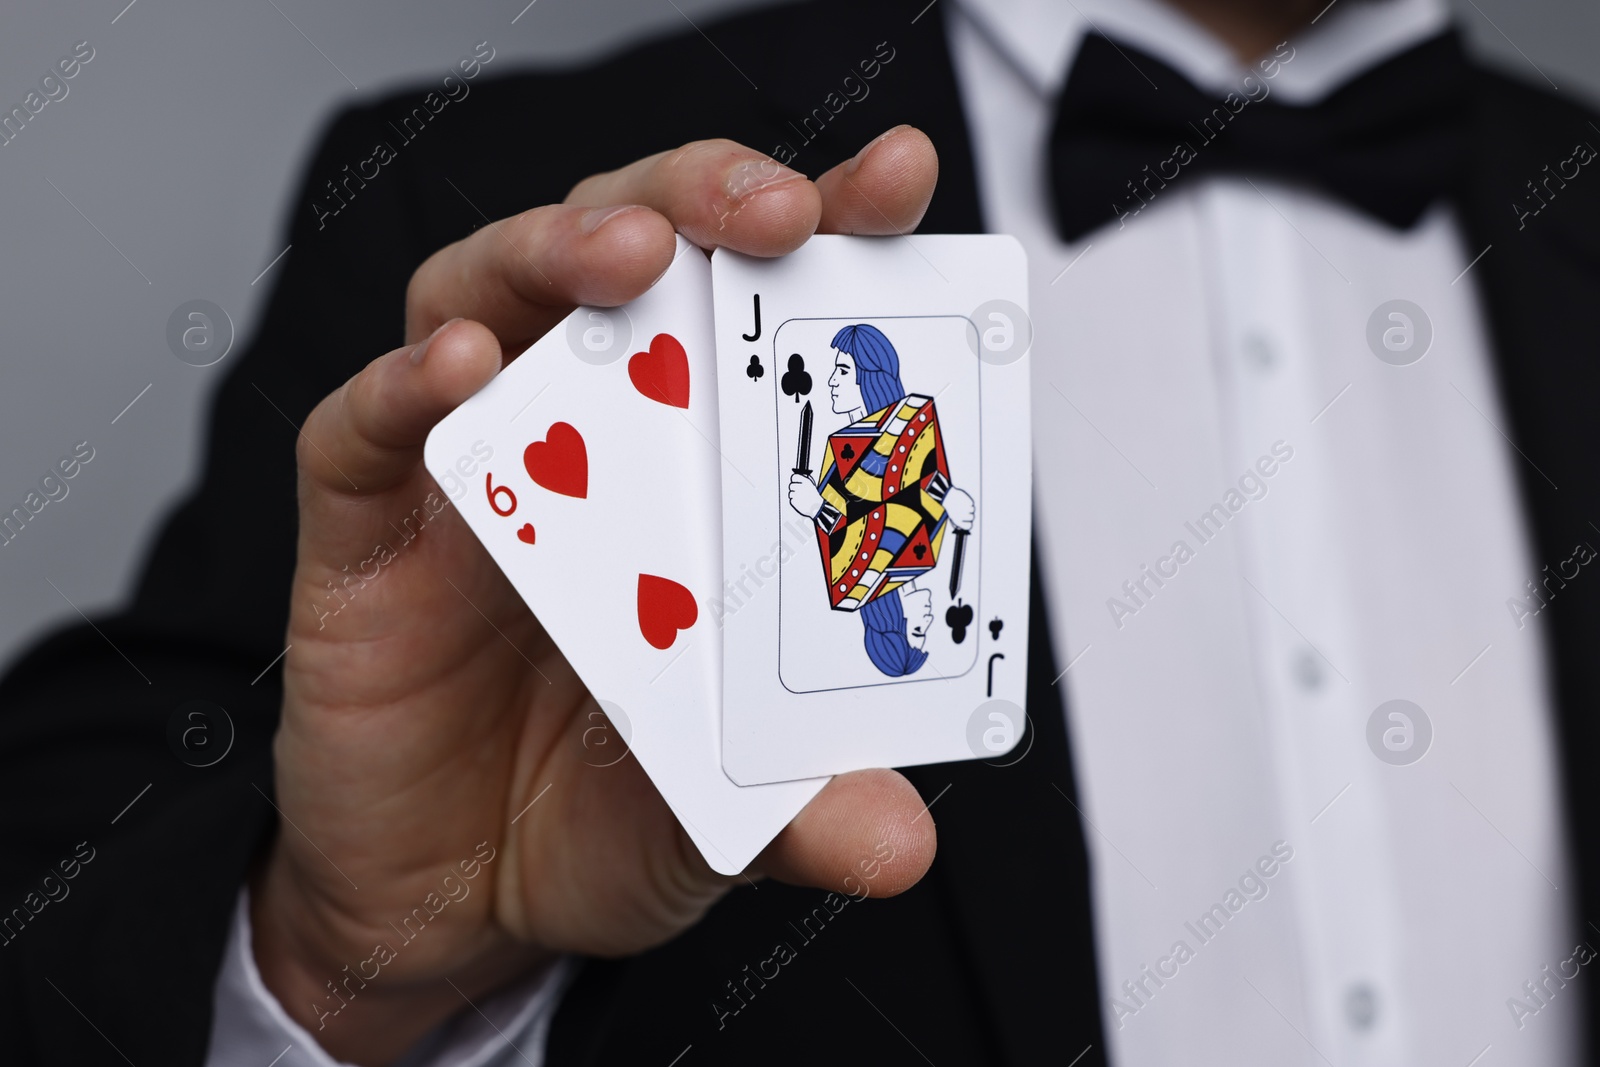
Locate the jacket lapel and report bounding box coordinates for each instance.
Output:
[1453,66,1600,1049]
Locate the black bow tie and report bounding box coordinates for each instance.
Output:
[1048,31,1473,242]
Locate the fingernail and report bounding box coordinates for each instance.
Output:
[844,125,909,176]
[580,204,644,235]
[411,318,461,365]
[724,158,805,202]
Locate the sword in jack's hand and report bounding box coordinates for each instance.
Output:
[793,400,814,476]
[948,527,969,600]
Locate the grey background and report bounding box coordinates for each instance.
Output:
[0,0,1595,672]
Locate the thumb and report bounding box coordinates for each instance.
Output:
[296,319,502,497]
[752,769,935,897]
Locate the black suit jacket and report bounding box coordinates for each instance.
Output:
[2,1,1598,1063]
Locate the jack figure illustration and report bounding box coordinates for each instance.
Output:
[787,324,975,677]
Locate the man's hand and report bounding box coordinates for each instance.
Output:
[788,472,825,519]
[253,128,941,1064]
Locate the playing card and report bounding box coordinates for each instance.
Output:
[424,236,826,874]
[713,235,1033,785]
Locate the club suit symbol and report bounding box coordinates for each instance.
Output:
[946,600,974,644]
[780,353,811,403]
[746,355,765,382]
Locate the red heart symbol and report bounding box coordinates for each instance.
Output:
[516,523,537,545]
[637,574,698,650]
[523,422,587,499]
[628,333,690,409]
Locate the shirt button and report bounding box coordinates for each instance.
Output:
[1242,332,1276,370]
[1291,647,1324,692]
[1344,982,1379,1031]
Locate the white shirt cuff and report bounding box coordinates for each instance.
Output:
[205,888,573,1067]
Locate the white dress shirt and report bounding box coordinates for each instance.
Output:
[950,0,1577,1063]
[205,892,571,1067]
[210,1,1582,1063]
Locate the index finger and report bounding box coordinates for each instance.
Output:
[566,138,823,256]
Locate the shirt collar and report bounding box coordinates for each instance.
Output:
[950,0,1452,104]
